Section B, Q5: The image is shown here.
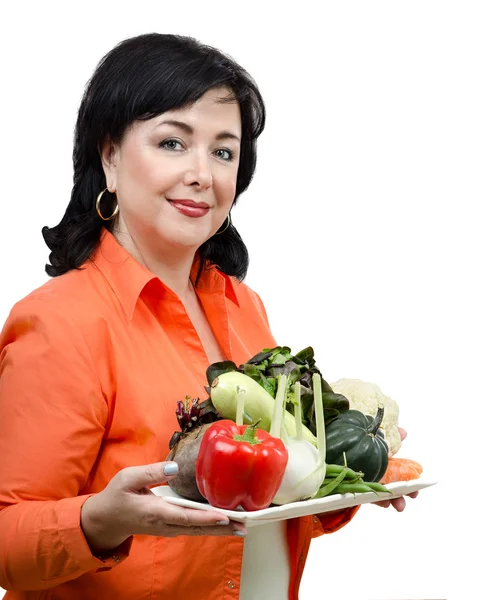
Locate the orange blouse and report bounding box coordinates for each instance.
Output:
[0,230,358,599]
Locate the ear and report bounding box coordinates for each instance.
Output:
[99,137,120,193]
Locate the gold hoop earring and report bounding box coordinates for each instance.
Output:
[215,214,231,235]
[96,188,119,221]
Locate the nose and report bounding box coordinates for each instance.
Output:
[183,151,213,189]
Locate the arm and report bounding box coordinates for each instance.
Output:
[0,298,128,591]
[0,298,248,591]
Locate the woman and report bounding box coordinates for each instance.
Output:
[0,33,414,599]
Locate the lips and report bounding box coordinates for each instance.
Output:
[167,198,210,218]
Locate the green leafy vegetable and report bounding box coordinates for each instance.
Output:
[206,346,349,431]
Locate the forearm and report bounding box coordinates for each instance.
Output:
[0,496,128,591]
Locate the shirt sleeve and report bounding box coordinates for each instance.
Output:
[311,506,361,537]
[0,298,130,591]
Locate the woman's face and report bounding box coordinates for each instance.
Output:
[101,87,242,254]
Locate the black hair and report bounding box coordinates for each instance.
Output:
[42,33,266,281]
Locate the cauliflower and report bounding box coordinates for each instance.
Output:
[330,378,402,456]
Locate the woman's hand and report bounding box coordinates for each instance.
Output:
[373,426,419,512]
[81,461,246,554]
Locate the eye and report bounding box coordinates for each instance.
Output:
[214,148,235,161]
[159,138,184,151]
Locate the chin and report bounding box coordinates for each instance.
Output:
[151,213,216,250]
[158,228,211,251]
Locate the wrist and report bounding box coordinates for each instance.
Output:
[81,494,129,555]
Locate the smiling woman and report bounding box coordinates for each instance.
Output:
[98,88,242,277]
[41,33,264,286]
[0,33,350,600]
[0,32,411,600]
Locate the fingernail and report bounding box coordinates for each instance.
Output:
[163,462,178,476]
[233,530,246,537]
[216,519,230,526]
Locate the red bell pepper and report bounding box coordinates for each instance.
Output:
[195,420,288,511]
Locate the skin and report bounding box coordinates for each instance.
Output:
[81,462,246,554]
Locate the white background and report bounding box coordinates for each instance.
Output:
[1,1,487,599]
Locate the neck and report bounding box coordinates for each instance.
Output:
[113,227,198,301]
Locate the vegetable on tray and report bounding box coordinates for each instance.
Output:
[314,462,391,499]
[195,419,288,511]
[209,370,317,446]
[270,374,326,505]
[165,396,220,501]
[206,346,350,436]
[324,405,389,482]
[330,378,402,456]
[380,457,423,484]
[166,344,421,510]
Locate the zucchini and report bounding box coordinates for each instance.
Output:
[210,371,317,447]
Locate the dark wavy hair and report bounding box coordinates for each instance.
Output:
[42,33,266,281]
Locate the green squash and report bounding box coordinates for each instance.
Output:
[325,406,389,482]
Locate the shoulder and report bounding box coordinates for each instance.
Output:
[1,264,109,345]
[0,274,99,376]
[16,266,90,302]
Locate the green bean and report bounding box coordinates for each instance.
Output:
[314,467,394,500]
[321,473,362,486]
[364,482,392,495]
[314,467,349,499]
[326,464,363,480]
[334,483,379,495]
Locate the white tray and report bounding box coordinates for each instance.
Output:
[151,477,437,526]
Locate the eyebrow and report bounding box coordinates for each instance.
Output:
[156,119,241,143]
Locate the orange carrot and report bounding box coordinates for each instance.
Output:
[380,457,423,484]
